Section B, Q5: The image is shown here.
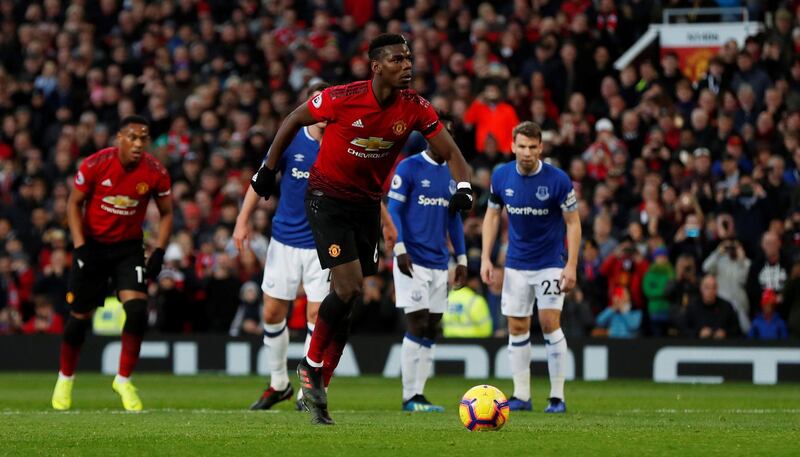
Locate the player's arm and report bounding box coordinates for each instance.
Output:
[427,129,473,212]
[251,102,317,198]
[380,201,398,255]
[67,187,88,248]
[448,212,467,289]
[561,207,581,294]
[386,196,412,277]
[153,194,173,251]
[480,206,501,286]
[233,185,261,252]
[387,168,411,277]
[145,193,173,280]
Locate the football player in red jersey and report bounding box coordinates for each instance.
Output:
[250,34,473,424]
[51,115,173,412]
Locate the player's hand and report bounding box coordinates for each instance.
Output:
[145,248,165,280]
[480,258,494,285]
[453,264,467,289]
[397,253,414,277]
[382,221,397,255]
[449,182,473,214]
[251,165,277,199]
[233,219,250,253]
[73,244,91,270]
[560,264,577,294]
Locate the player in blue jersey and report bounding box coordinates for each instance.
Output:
[481,121,581,414]
[387,118,468,413]
[233,83,331,410]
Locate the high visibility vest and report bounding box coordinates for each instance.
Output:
[443,287,493,338]
[93,296,127,336]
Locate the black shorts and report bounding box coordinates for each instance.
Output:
[305,189,381,277]
[67,239,147,313]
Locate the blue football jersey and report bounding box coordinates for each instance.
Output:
[489,160,577,270]
[387,152,465,270]
[270,127,318,249]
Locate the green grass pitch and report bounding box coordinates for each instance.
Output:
[1,374,798,456]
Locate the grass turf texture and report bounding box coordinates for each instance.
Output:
[1,374,798,456]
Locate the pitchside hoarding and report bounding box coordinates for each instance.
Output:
[2,336,799,384]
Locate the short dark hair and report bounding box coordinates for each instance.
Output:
[512,121,542,142]
[119,115,150,131]
[307,81,330,95]
[368,33,408,60]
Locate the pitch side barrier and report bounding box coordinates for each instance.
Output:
[2,336,799,384]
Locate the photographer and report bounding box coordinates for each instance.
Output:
[599,236,649,310]
[702,238,752,333]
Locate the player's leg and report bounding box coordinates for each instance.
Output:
[110,242,151,411]
[535,268,568,414]
[296,247,328,406]
[251,240,299,410]
[250,294,293,410]
[316,201,381,390]
[414,266,447,411]
[52,310,94,410]
[502,267,535,411]
[297,259,361,425]
[113,289,147,411]
[52,243,105,410]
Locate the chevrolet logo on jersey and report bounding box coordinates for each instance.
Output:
[350,137,394,152]
[101,195,139,209]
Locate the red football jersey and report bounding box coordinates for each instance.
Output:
[307,80,443,202]
[74,147,171,243]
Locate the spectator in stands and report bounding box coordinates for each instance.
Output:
[643,246,674,336]
[702,239,752,333]
[747,231,791,315]
[684,275,742,339]
[665,254,701,336]
[600,235,649,309]
[595,287,642,338]
[228,281,262,337]
[748,289,789,340]
[21,294,63,335]
[463,79,520,155]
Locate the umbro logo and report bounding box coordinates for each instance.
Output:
[505,188,514,197]
[101,179,113,187]
[294,153,304,162]
[421,179,431,188]
[352,119,364,128]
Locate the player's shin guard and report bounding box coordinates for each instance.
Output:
[307,293,354,365]
[119,299,147,378]
[415,338,435,397]
[322,317,351,387]
[544,329,567,400]
[59,315,92,377]
[401,332,423,401]
[509,332,532,401]
[263,319,289,390]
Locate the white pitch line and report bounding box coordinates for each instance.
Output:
[3,408,800,416]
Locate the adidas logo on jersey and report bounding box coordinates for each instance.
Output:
[101,179,113,187]
[352,119,364,128]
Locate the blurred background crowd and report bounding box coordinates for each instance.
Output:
[1,0,800,340]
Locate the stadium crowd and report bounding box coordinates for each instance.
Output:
[1,0,800,340]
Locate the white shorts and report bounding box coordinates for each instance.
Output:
[392,258,448,314]
[501,267,565,317]
[261,239,329,302]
